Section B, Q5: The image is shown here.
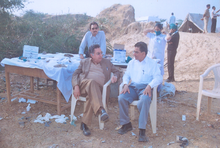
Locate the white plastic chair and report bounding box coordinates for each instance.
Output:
[70,75,112,130]
[119,83,158,133]
[196,63,220,121]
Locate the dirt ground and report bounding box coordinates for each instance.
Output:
[0,68,220,148]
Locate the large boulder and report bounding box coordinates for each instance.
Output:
[96,4,135,40]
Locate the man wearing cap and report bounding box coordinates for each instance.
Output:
[202,4,211,33]
[144,23,167,90]
[79,22,106,59]
[165,24,180,82]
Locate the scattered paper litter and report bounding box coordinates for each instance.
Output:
[18,98,26,103]
[131,132,136,136]
[27,99,38,104]
[34,113,68,124]
[11,98,17,102]
[21,112,26,114]
[26,104,31,112]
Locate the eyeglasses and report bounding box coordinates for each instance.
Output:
[91,27,98,30]
[92,52,103,56]
[133,51,140,54]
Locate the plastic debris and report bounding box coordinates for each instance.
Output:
[101,140,106,143]
[34,113,69,124]
[21,112,26,114]
[45,121,52,127]
[11,98,17,102]
[27,99,38,104]
[19,98,26,103]
[0,116,3,120]
[176,135,189,148]
[120,140,123,143]
[148,146,153,148]
[70,120,76,126]
[78,113,83,118]
[115,125,122,130]
[217,112,220,115]
[158,82,176,100]
[26,104,31,112]
[131,132,136,136]
[182,115,186,121]
[167,141,175,145]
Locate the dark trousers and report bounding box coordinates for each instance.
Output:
[167,49,177,80]
[211,18,217,33]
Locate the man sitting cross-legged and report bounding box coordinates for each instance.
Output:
[72,44,120,136]
[117,42,162,142]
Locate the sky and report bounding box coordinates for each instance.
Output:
[15,0,220,27]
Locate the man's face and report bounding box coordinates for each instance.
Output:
[154,26,161,32]
[91,48,102,63]
[90,24,99,36]
[207,6,210,9]
[133,47,146,62]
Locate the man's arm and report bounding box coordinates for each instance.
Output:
[72,60,84,99]
[79,32,88,59]
[148,62,163,89]
[120,62,131,94]
[100,31,106,57]
[143,29,154,36]
[110,62,120,83]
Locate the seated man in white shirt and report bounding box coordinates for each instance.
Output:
[78,22,106,59]
[117,42,163,142]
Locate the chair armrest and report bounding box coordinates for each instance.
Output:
[102,73,113,110]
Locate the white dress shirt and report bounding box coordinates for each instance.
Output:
[212,9,220,19]
[79,31,106,57]
[123,56,163,88]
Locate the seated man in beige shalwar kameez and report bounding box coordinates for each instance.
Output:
[72,44,120,136]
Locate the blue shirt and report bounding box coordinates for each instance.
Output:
[79,31,106,57]
[123,56,163,88]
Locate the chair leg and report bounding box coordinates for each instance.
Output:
[196,93,203,121]
[130,106,135,121]
[207,97,212,114]
[70,95,77,122]
[99,115,104,130]
[150,97,157,134]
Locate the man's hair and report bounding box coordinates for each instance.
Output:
[88,44,100,56]
[154,23,163,30]
[212,6,215,9]
[171,12,174,15]
[134,42,148,55]
[207,4,210,7]
[89,22,99,30]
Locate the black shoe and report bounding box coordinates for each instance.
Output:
[80,122,91,136]
[138,129,148,142]
[117,122,132,135]
[100,108,109,122]
[165,78,175,82]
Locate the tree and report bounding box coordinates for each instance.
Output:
[0,0,26,13]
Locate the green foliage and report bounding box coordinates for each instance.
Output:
[0,0,26,13]
[0,10,92,60]
[160,19,166,23]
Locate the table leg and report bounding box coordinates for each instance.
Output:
[5,70,11,105]
[30,77,34,93]
[57,82,61,115]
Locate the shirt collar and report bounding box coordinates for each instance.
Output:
[90,31,99,38]
[134,56,148,63]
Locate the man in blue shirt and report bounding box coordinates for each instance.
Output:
[79,22,106,59]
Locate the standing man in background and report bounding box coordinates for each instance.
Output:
[165,24,180,82]
[202,4,210,33]
[79,22,106,59]
[169,13,176,28]
[211,6,220,33]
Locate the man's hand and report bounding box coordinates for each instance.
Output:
[120,84,130,94]
[143,85,151,97]
[73,85,81,99]
[79,54,84,59]
[143,29,154,35]
[111,76,117,83]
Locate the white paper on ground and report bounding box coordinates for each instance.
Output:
[11,98,17,102]
[26,104,31,111]
[18,98,26,103]
[27,99,38,104]
[34,113,68,124]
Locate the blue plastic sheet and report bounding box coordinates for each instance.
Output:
[158,82,176,99]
